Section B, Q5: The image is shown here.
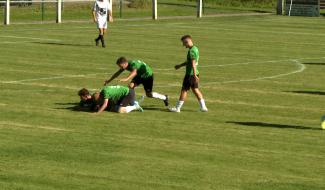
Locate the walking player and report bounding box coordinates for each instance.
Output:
[169,35,208,112]
[92,0,113,48]
[104,57,169,106]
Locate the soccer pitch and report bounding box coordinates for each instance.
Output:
[1,15,325,189]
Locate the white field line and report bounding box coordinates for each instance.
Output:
[0,35,61,42]
[0,57,319,89]
[0,121,73,132]
[1,72,107,84]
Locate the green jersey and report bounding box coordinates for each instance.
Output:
[126,60,153,79]
[186,46,199,76]
[100,85,129,103]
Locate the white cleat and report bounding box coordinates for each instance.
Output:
[169,107,180,113]
[134,101,144,112]
[200,107,208,112]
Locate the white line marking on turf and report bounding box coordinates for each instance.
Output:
[155,59,306,87]
[0,35,61,42]
[0,121,72,132]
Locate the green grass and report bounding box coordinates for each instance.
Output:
[1,15,325,190]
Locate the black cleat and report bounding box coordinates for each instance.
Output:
[163,95,169,106]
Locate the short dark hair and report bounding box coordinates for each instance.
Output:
[116,57,128,65]
[181,35,192,41]
[78,88,90,96]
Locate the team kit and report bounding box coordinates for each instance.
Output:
[81,0,208,114]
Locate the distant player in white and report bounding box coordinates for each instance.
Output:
[92,0,113,48]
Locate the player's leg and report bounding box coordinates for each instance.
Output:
[169,76,190,112]
[118,89,143,113]
[143,75,169,106]
[95,28,101,46]
[191,87,208,112]
[190,75,208,112]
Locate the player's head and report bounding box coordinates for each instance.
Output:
[78,88,91,101]
[116,57,129,69]
[181,35,193,48]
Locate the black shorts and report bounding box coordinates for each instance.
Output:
[182,75,199,91]
[131,75,153,94]
[118,88,135,107]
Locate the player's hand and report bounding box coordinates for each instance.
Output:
[194,75,199,82]
[109,16,113,23]
[119,78,128,82]
[175,65,181,70]
[104,80,109,85]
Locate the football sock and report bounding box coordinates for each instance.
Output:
[100,35,105,46]
[176,100,184,110]
[199,99,207,109]
[125,106,137,113]
[95,35,101,41]
[152,92,167,100]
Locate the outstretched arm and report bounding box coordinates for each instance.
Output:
[104,69,124,85]
[96,99,109,114]
[175,62,187,70]
[119,69,137,82]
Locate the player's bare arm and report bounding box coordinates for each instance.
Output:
[96,99,109,114]
[120,69,137,82]
[104,69,124,85]
[92,11,97,23]
[108,10,113,22]
[175,62,187,70]
[192,59,199,81]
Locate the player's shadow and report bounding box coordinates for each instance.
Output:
[285,91,325,96]
[303,62,325,66]
[227,121,321,130]
[32,41,92,47]
[54,102,92,112]
[142,105,170,112]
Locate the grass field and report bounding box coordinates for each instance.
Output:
[1,14,325,190]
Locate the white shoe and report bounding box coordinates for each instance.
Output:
[169,107,180,113]
[134,101,144,112]
[200,107,208,112]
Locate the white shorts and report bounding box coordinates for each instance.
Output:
[97,17,108,29]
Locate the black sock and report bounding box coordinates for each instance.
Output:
[100,35,105,46]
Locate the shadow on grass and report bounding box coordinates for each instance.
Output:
[32,41,93,47]
[54,102,93,112]
[303,62,325,66]
[227,121,321,130]
[285,91,325,96]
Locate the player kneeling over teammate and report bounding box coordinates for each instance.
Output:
[78,86,143,114]
[104,57,169,106]
[169,35,208,113]
[92,0,113,48]
[94,85,143,114]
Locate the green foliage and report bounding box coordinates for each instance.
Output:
[128,0,151,9]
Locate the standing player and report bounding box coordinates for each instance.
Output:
[104,57,169,106]
[92,0,113,48]
[169,35,208,113]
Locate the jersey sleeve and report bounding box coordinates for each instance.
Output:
[190,48,199,61]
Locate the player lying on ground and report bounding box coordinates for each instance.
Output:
[92,85,143,114]
[92,0,113,48]
[78,88,98,111]
[169,35,208,113]
[104,57,169,106]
